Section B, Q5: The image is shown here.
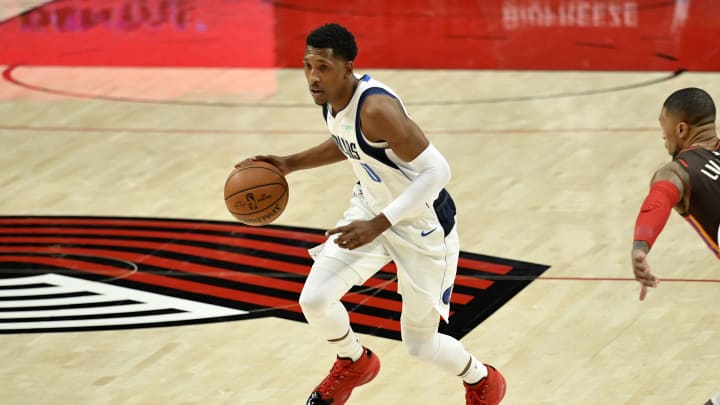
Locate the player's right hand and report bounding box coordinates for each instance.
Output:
[631,248,658,301]
[235,155,291,175]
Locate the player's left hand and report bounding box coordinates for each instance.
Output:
[631,248,658,301]
[326,215,391,250]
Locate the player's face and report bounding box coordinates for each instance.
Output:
[659,107,681,156]
[303,47,350,105]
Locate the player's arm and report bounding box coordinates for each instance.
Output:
[361,94,450,228]
[631,161,687,299]
[282,137,347,173]
[236,137,346,175]
[327,94,451,250]
[633,162,687,252]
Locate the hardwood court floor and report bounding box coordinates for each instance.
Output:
[0,66,718,404]
[1,1,719,403]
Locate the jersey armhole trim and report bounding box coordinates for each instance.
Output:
[355,87,400,170]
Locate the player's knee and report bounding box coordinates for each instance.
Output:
[298,290,324,314]
[298,288,327,316]
[402,331,439,362]
[300,257,357,316]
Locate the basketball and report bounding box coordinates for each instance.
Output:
[224,161,288,226]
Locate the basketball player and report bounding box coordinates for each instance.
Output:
[631,87,719,295]
[237,24,505,404]
[629,88,719,404]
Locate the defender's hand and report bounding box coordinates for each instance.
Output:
[631,248,658,301]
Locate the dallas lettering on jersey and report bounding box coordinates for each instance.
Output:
[332,134,360,160]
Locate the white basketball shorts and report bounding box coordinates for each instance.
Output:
[309,184,459,322]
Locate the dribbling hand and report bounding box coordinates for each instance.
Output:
[235,155,291,176]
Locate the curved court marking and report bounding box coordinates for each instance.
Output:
[2,64,684,108]
[0,124,659,136]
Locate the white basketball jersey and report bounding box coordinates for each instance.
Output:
[322,74,454,233]
[314,74,458,313]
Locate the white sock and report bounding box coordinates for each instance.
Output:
[459,354,488,385]
[330,329,364,362]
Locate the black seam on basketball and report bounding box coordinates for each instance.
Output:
[226,187,288,215]
[224,167,288,197]
[224,164,288,224]
[224,182,287,200]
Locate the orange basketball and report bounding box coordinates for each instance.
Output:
[224,161,288,226]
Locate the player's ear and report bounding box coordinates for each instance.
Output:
[677,121,689,138]
[345,61,353,77]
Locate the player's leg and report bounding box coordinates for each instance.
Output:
[301,245,389,405]
[299,255,364,358]
[391,227,506,404]
[300,191,391,358]
[400,299,486,379]
[302,192,391,404]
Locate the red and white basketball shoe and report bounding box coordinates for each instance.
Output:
[306,347,381,405]
[464,364,506,405]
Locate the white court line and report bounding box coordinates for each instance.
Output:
[0,273,248,329]
[0,302,166,318]
[0,294,131,308]
[0,274,54,286]
[0,285,78,297]
[0,310,242,329]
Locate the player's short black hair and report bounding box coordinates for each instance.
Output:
[306,23,358,61]
[663,87,716,126]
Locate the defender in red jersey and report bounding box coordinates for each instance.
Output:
[631,88,719,404]
[632,87,720,297]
